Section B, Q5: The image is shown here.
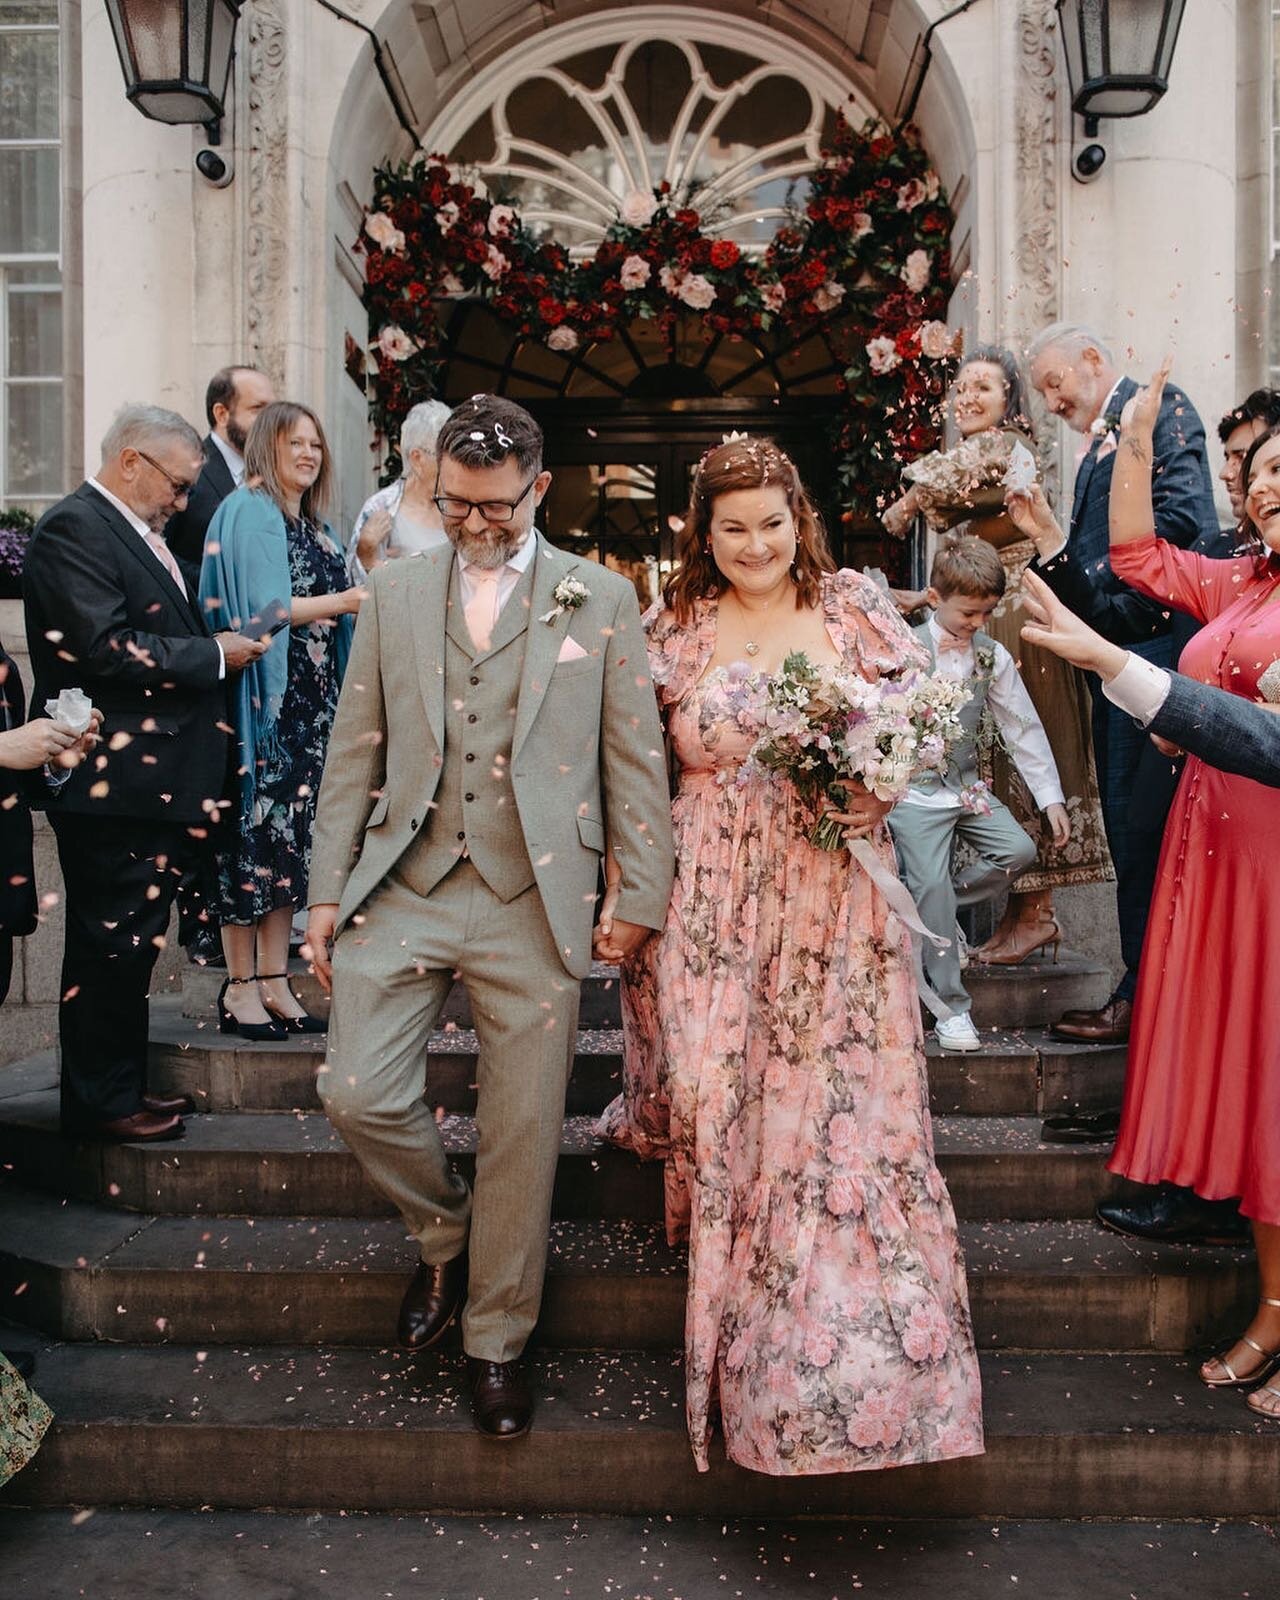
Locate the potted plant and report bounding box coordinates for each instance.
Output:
[0,508,35,600]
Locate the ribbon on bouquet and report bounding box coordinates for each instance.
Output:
[847,838,955,1022]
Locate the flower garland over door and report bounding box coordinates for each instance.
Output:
[360,115,957,527]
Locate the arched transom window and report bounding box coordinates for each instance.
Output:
[427,18,873,253]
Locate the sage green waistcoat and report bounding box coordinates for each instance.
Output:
[394,560,536,902]
[908,621,994,797]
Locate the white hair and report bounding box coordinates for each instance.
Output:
[100,403,203,465]
[399,399,453,463]
[1026,321,1114,367]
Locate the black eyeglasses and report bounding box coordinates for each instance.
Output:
[135,448,197,500]
[434,476,536,525]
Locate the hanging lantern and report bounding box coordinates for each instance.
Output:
[105,0,241,126]
[1055,0,1187,126]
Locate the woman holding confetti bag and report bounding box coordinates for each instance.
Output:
[597,438,984,1476]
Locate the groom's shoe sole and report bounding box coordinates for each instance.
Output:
[397,1254,468,1351]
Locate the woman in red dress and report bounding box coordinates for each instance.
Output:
[1104,361,1280,1420]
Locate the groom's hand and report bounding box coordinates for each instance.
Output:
[303,904,339,993]
[592,913,651,964]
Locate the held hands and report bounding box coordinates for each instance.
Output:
[1119,354,1173,441]
[1044,801,1071,850]
[592,868,652,963]
[1018,570,1128,681]
[881,487,920,540]
[302,904,338,995]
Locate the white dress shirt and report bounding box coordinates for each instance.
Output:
[899,615,1065,811]
[208,430,246,487]
[1101,652,1171,724]
[455,528,537,619]
[86,477,225,678]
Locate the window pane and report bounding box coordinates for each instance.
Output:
[0,3,59,23]
[0,145,59,254]
[7,282,60,374]
[5,380,62,496]
[0,27,60,140]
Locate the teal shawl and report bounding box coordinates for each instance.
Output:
[198,485,353,829]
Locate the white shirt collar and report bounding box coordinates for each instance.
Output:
[927,613,969,649]
[456,528,538,576]
[87,476,152,540]
[208,430,245,485]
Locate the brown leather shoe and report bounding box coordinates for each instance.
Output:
[397,1254,467,1351]
[468,1356,532,1439]
[142,1092,198,1116]
[1049,998,1132,1044]
[94,1111,185,1142]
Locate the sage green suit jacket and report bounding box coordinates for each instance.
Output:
[308,532,675,978]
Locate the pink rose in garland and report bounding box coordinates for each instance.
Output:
[677,274,716,311]
[760,283,786,313]
[813,280,846,314]
[364,212,404,253]
[900,249,931,294]
[488,204,517,238]
[547,326,579,352]
[866,335,901,375]
[917,319,956,359]
[377,324,419,362]
[619,254,651,291]
[621,190,657,227]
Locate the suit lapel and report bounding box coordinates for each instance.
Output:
[203,436,236,501]
[408,547,451,754]
[79,485,206,633]
[513,536,578,759]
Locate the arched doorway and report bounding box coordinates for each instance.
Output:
[435,299,856,607]
[417,20,880,593]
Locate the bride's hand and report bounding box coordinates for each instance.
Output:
[827,784,893,839]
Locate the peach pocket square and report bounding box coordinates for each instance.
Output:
[556,636,590,664]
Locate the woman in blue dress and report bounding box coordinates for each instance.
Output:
[200,402,361,1036]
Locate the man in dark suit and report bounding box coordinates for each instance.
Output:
[1027,322,1224,1045]
[164,365,274,565]
[24,403,266,1141]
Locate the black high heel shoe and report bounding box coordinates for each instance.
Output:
[217,978,288,1041]
[256,972,328,1034]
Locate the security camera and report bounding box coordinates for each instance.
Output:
[195,147,234,187]
[1072,142,1106,184]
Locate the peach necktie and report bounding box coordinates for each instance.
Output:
[464,566,502,652]
[144,531,187,597]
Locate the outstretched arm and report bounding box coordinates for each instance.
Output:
[1110,357,1171,549]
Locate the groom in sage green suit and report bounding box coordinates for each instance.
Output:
[306,396,674,1439]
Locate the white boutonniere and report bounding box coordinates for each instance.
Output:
[540,575,590,625]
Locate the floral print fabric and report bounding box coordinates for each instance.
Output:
[0,1354,52,1485]
[599,572,985,1475]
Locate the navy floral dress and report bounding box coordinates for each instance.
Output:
[216,515,347,924]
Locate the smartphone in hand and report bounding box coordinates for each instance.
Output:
[244,598,291,642]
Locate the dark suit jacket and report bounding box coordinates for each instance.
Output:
[1039,377,1225,664]
[23,482,230,823]
[1150,672,1280,789]
[164,434,236,566]
[0,639,37,937]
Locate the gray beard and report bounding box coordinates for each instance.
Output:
[448,526,531,569]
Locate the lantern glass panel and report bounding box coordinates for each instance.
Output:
[208,0,237,102]
[1105,1,1167,75]
[122,0,184,84]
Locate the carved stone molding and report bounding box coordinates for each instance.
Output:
[244,0,289,387]
[1013,0,1060,349]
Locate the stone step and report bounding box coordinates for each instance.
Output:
[138,1001,1126,1119]
[180,949,1113,1033]
[0,1090,1127,1221]
[7,1344,1277,1519]
[3,1508,1278,1599]
[0,1188,1254,1354]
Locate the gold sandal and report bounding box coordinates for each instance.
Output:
[1201,1297,1280,1389]
[1246,1379,1280,1420]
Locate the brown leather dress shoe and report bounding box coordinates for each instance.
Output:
[142,1091,198,1116]
[467,1356,532,1439]
[397,1254,467,1351]
[1049,997,1132,1044]
[94,1111,185,1142]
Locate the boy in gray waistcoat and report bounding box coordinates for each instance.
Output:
[889,537,1070,1051]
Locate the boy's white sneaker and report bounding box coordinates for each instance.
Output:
[935,1013,982,1052]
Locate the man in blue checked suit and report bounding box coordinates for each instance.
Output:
[1025,322,1227,1045]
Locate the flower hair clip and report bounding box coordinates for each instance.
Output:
[540,575,590,625]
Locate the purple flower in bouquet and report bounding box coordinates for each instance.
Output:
[0,511,34,599]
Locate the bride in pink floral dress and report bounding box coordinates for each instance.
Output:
[597,439,984,1476]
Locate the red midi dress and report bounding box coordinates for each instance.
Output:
[1108,536,1280,1224]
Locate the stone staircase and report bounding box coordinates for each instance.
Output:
[0,949,1270,1521]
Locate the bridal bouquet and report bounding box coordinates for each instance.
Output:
[741,651,970,849]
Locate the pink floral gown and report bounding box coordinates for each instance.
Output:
[598,570,985,1476]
